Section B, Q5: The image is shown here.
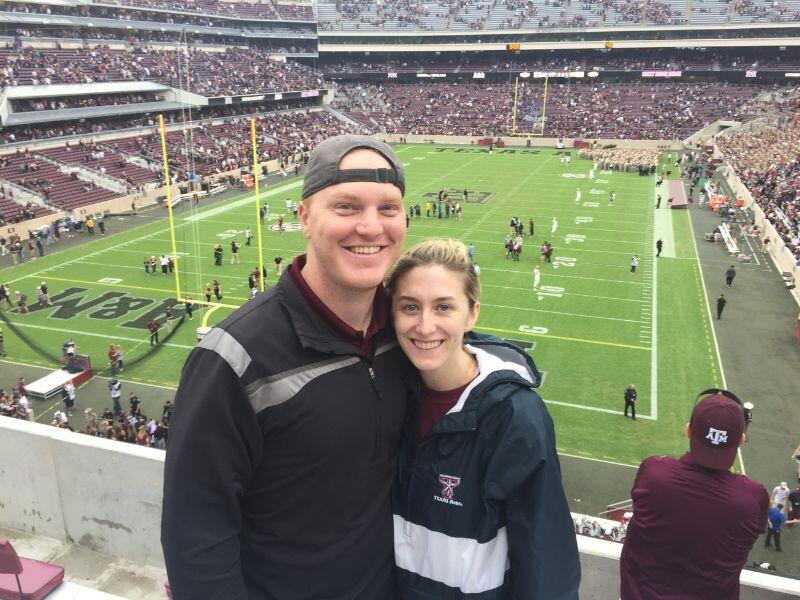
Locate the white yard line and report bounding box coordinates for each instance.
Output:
[687,205,744,474]
[181,180,303,222]
[78,260,250,282]
[649,176,659,420]
[545,398,656,420]
[482,302,646,324]
[479,265,646,286]
[5,221,196,286]
[4,321,196,350]
[557,451,639,469]
[481,282,644,303]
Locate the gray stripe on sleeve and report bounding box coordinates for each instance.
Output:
[197,328,252,377]
[246,355,361,413]
[375,340,399,356]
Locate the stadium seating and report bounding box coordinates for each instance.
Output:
[0,45,323,96]
[0,153,118,211]
[331,81,765,139]
[717,107,800,263]
[85,0,313,21]
[39,145,159,188]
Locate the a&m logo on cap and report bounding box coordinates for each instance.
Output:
[706,427,728,445]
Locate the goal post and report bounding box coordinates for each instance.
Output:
[511,76,549,137]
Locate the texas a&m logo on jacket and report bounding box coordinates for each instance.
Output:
[434,474,463,507]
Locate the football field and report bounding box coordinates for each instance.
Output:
[0,146,724,468]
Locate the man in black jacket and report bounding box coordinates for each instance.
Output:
[624,384,637,420]
[162,135,410,599]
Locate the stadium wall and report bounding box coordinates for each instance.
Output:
[3,416,800,596]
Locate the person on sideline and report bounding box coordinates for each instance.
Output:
[387,239,580,599]
[620,389,768,599]
[624,384,637,420]
[162,136,411,599]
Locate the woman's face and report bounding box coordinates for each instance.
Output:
[391,265,479,384]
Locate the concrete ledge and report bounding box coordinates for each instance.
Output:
[0,417,165,568]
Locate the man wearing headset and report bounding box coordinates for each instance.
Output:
[620,389,769,600]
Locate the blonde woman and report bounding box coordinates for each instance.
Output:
[386,239,579,599]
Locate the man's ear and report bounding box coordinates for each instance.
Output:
[685,422,691,440]
[299,199,312,239]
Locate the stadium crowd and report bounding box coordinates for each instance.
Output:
[317,0,791,30]
[332,81,765,139]
[577,147,661,172]
[12,93,160,112]
[717,109,800,264]
[6,28,314,52]
[0,96,321,144]
[0,44,324,96]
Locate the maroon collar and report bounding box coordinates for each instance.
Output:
[289,255,387,357]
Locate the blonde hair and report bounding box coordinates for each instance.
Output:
[386,239,481,307]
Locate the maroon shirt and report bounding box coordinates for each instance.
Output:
[415,381,471,441]
[620,453,769,600]
[289,255,386,359]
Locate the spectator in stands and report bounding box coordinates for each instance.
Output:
[386,239,580,599]
[162,135,409,599]
[620,389,768,599]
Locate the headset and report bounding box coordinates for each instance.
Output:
[694,388,742,408]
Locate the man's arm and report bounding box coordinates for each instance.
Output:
[162,348,262,599]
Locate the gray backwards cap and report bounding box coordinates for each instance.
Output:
[301,134,405,200]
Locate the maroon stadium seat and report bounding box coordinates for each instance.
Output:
[0,539,64,600]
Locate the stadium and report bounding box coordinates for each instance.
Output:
[0,0,798,597]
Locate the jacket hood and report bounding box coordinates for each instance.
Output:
[444,333,542,418]
[463,332,540,387]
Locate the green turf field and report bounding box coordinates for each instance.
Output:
[0,146,725,468]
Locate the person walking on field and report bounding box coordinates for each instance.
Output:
[551,216,558,235]
[725,265,736,288]
[230,240,240,264]
[630,255,639,274]
[717,294,727,320]
[533,265,541,290]
[624,384,637,420]
[656,239,663,257]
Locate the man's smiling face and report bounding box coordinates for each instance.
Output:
[300,148,406,297]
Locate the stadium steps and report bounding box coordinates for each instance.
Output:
[323,105,367,131]
[35,153,129,195]
[0,179,46,207]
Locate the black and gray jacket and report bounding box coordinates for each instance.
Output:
[162,272,411,600]
[394,334,580,599]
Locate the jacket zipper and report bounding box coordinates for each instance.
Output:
[365,364,382,459]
